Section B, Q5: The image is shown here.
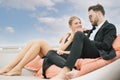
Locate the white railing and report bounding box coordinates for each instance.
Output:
[0,44,25,51]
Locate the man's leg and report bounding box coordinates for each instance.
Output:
[66,31,85,70]
[50,31,85,80]
[46,50,67,68]
[66,32,100,79]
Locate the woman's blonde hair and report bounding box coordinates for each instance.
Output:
[68,16,81,26]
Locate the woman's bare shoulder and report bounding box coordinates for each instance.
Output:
[59,32,71,43]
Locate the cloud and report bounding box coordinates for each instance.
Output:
[36,16,71,35]
[0,28,2,32]
[38,17,56,24]
[47,7,58,12]
[0,0,65,11]
[0,0,1,4]
[115,24,120,34]
[0,0,55,10]
[5,26,15,33]
[38,16,69,28]
[67,0,120,12]
[52,0,65,3]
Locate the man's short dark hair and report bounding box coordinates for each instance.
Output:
[88,4,105,16]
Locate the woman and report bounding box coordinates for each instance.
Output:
[0,16,85,76]
[42,16,86,78]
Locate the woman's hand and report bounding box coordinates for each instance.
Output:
[57,50,64,55]
[57,50,70,55]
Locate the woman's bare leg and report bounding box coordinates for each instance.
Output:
[5,39,52,76]
[0,40,34,75]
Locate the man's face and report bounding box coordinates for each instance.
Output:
[88,10,98,26]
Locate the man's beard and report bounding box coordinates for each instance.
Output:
[92,21,98,27]
[92,16,98,26]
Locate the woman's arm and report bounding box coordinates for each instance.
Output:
[55,32,74,55]
[59,33,73,51]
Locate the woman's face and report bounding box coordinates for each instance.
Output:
[70,18,82,32]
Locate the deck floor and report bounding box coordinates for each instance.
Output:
[0,50,45,80]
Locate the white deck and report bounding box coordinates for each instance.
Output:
[0,49,120,80]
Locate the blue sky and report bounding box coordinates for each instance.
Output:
[0,0,120,46]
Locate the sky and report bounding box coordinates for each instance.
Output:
[0,0,120,46]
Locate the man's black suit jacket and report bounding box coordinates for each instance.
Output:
[86,20,117,60]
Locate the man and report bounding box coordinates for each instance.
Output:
[50,4,116,80]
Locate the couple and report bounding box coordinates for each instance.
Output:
[0,4,117,80]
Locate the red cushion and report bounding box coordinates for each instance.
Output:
[113,34,120,51]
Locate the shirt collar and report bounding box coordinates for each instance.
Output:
[97,20,106,29]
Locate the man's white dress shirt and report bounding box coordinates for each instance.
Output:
[89,20,106,40]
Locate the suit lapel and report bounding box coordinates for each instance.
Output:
[94,20,109,40]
